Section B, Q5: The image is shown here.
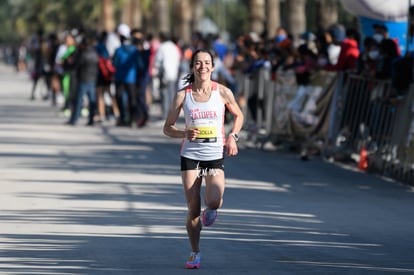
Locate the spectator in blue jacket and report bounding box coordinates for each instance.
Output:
[112,24,139,126]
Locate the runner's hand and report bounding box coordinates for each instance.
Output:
[226,137,238,156]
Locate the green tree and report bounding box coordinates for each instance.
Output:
[0,0,355,46]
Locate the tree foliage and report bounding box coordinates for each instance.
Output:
[204,0,249,40]
[0,0,355,45]
[0,0,111,43]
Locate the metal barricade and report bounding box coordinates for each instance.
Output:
[240,67,275,146]
[238,67,414,185]
[329,72,414,185]
[240,67,336,150]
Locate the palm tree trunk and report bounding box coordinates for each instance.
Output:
[285,0,306,44]
[173,0,192,43]
[250,0,266,35]
[150,0,170,34]
[316,0,338,31]
[100,0,114,32]
[192,0,204,36]
[266,0,281,39]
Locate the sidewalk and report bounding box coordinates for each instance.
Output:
[1,63,414,275]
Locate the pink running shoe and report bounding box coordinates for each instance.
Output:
[185,252,201,269]
[202,208,217,227]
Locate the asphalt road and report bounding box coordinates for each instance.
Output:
[1,63,414,275]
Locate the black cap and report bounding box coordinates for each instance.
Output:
[373,23,388,31]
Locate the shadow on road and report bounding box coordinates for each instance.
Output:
[1,65,414,274]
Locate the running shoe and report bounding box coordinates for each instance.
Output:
[202,208,217,227]
[185,252,201,269]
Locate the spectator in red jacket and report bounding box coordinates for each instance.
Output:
[324,27,360,72]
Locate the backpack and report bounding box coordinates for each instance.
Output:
[98,56,116,81]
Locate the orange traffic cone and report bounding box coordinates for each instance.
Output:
[358,146,368,171]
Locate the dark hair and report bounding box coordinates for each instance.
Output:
[131,28,143,35]
[363,36,377,48]
[373,23,388,31]
[80,35,93,48]
[182,49,215,85]
[159,32,170,42]
[132,37,144,45]
[98,31,108,43]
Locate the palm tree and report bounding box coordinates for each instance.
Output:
[101,0,114,32]
[173,0,192,43]
[192,0,204,36]
[121,0,143,29]
[154,0,170,34]
[316,0,338,31]
[250,0,266,35]
[266,0,281,39]
[285,0,306,43]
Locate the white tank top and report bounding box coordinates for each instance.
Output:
[180,82,225,161]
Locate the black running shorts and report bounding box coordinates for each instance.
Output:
[180,156,224,171]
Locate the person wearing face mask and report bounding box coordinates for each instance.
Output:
[373,24,401,56]
[324,24,345,66]
[357,36,379,77]
[274,27,292,49]
[323,27,360,72]
[112,23,140,127]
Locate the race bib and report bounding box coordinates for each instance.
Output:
[191,119,217,143]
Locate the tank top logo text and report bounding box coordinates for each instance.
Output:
[190,109,218,120]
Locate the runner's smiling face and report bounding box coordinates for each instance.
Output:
[192,52,214,81]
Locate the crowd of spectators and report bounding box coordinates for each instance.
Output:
[2,21,412,131]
